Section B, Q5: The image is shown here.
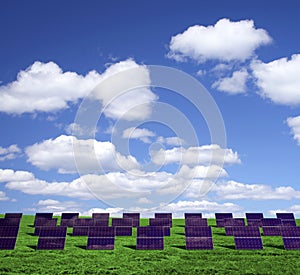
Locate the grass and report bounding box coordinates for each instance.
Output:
[0,215,300,274]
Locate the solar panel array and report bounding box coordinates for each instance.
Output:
[276,213,295,220]
[87,226,115,250]
[136,226,164,250]
[123,213,140,227]
[37,226,67,250]
[232,226,263,250]
[185,226,213,250]
[215,213,233,227]
[224,218,246,236]
[34,213,53,226]
[154,213,172,227]
[281,227,300,250]
[34,219,58,236]
[0,214,22,250]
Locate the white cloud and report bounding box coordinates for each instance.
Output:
[25,135,140,174]
[156,136,185,147]
[122,127,156,143]
[150,144,241,166]
[0,144,21,161]
[168,18,271,63]
[35,199,82,215]
[65,123,97,137]
[0,191,9,201]
[214,180,300,200]
[287,116,300,145]
[251,54,300,105]
[212,69,248,94]
[269,205,300,217]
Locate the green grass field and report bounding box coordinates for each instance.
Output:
[0,215,300,274]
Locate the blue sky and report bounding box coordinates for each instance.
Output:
[1,0,300,217]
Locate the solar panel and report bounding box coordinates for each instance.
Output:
[115,226,132,236]
[136,237,164,250]
[123,213,140,227]
[232,226,261,237]
[262,226,282,236]
[223,218,245,227]
[281,220,297,227]
[74,218,94,227]
[35,213,53,219]
[225,226,244,236]
[281,227,300,237]
[247,219,262,227]
[0,226,19,237]
[154,213,172,219]
[0,218,21,226]
[61,213,79,220]
[93,219,109,226]
[34,218,58,227]
[137,226,164,237]
[72,226,89,236]
[112,218,133,227]
[261,218,282,226]
[4,213,23,219]
[246,213,264,220]
[0,238,17,250]
[92,213,109,220]
[60,219,75,227]
[38,226,67,237]
[88,226,115,237]
[184,213,202,219]
[185,218,208,227]
[215,213,233,227]
[282,238,300,250]
[87,237,115,250]
[163,226,171,236]
[276,213,295,220]
[185,226,212,237]
[185,237,213,250]
[37,237,66,250]
[234,237,263,250]
[149,218,171,227]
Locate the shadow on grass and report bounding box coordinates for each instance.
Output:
[213,232,226,236]
[27,245,37,250]
[26,233,35,236]
[123,245,136,250]
[171,245,186,250]
[265,244,285,250]
[27,225,35,228]
[218,244,236,250]
[75,245,87,250]
[175,233,185,236]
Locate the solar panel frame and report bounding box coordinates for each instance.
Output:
[87,237,115,250]
[137,226,164,237]
[281,227,300,237]
[276,213,295,220]
[0,237,17,250]
[185,218,208,227]
[282,237,300,250]
[0,226,19,237]
[88,226,115,237]
[136,237,164,250]
[215,213,233,220]
[281,220,297,227]
[185,237,213,250]
[37,237,66,250]
[234,237,263,250]
[35,213,53,219]
[4,213,23,219]
[185,226,212,237]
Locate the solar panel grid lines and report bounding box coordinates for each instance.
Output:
[276,213,295,220]
[38,226,67,237]
[225,226,244,236]
[281,220,297,227]
[136,237,164,250]
[261,218,282,226]
[137,226,165,237]
[114,226,133,236]
[111,218,133,227]
[123,213,140,227]
[149,218,171,227]
[73,218,94,227]
[234,237,263,250]
[185,237,214,250]
[185,226,212,237]
[184,213,202,219]
[0,218,21,227]
[232,226,261,237]
[247,219,263,227]
[72,226,90,236]
[88,226,115,237]
[4,213,23,219]
[223,218,245,227]
[34,218,58,227]
[86,237,115,250]
[162,226,171,236]
[215,213,233,227]
[262,226,282,236]
[185,218,208,227]
[0,226,19,237]
[245,213,264,220]
[0,237,17,250]
[60,219,75,227]
[281,227,300,237]
[92,213,109,220]
[37,237,66,250]
[154,213,172,227]
[282,237,300,250]
[93,219,109,226]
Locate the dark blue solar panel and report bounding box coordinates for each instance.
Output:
[262,226,282,236]
[281,227,300,237]
[37,237,65,250]
[261,218,282,226]
[185,237,213,250]
[137,226,164,237]
[276,213,295,220]
[155,213,172,219]
[0,218,21,226]
[246,213,264,220]
[281,220,297,227]
[136,237,164,250]
[185,226,212,237]
[282,237,300,250]
[35,213,53,219]
[123,213,140,227]
[247,219,262,227]
[38,227,67,237]
[115,226,132,236]
[88,226,115,237]
[93,219,109,226]
[92,213,110,219]
[72,226,89,236]
[215,213,233,220]
[184,213,202,219]
[87,237,115,250]
[163,226,170,236]
[185,218,208,227]
[60,219,75,227]
[0,238,17,250]
[61,213,79,220]
[74,218,94,227]
[149,218,171,227]
[5,213,23,219]
[34,218,58,227]
[233,226,261,237]
[112,218,133,227]
[0,226,19,237]
[224,218,245,226]
[234,237,263,250]
[225,226,245,236]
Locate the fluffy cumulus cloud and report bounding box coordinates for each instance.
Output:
[251,54,300,106]
[0,144,21,161]
[269,205,300,216]
[287,116,300,145]
[0,59,156,120]
[150,144,241,166]
[25,135,140,174]
[168,18,271,63]
[212,69,249,94]
[122,127,156,143]
[35,199,83,214]
[214,180,300,200]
